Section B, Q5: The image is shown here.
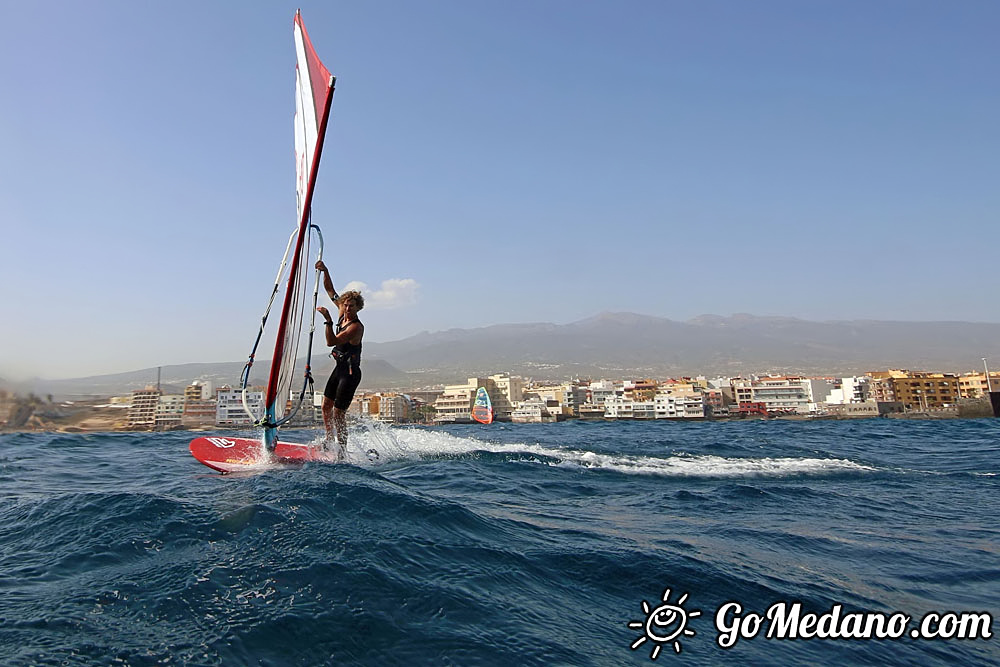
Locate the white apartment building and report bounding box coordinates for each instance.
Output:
[217,387,264,425]
[604,396,652,420]
[127,388,161,428]
[822,377,872,405]
[732,377,814,414]
[434,383,476,422]
[155,394,185,429]
[604,396,656,419]
[511,396,557,423]
[654,393,706,419]
[803,379,835,412]
[586,380,709,420]
[282,389,319,426]
[587,380,619,407]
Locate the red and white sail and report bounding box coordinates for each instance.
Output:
[293,10,334,227]
[264,11,336,423]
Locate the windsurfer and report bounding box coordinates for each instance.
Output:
[315,260,364,457]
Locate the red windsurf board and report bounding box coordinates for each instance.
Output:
[190,436,339,473]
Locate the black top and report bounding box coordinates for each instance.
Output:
[332,316,362,368]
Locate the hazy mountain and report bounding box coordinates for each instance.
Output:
[363,312,1000,381]
[5,358,412,399]
[6,313,1000,397]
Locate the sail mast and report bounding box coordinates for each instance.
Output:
[262,11,336,450]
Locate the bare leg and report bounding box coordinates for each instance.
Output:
[321,396,335,445]
[333,406,349,455]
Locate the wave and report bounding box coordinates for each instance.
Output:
[345,422,876,479]
[1,426,997,666]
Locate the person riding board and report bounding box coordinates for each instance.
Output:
[315,260,364,458]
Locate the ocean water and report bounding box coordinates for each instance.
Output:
[1,419,998,666]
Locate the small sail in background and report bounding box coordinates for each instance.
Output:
[472,387,494,424]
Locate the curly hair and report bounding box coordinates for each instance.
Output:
[338,290,365,311]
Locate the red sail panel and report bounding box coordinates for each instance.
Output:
[295,11,332,136]
[472,406,494,425]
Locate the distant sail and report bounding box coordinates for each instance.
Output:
[472,387,494,424]
[264,11,336,428]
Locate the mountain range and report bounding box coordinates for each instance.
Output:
[5,313,1000,398]
[370,312,1000,379]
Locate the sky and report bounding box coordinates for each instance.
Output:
[1,1,998,380]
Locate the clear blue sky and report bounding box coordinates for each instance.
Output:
[1,1,997,380]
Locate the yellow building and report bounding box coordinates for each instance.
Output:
[867,370,958,410]
[623,379,658,402]
[957,372,1000,398]
[352,392,413,423]
[656,379,703,399]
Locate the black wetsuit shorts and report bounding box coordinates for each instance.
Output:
[324,362,362,410]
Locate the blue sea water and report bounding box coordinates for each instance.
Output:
[1,419,998,666]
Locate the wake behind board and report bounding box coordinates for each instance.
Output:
[190,436,340,473]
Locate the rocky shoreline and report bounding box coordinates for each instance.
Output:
[0,394,131,433]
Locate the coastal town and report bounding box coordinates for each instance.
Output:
[3,367,999,433]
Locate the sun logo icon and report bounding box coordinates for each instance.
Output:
[628,588,701,659]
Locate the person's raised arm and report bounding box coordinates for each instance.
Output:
[315,260,339,302]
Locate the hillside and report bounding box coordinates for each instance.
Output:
[5,313,1000,397]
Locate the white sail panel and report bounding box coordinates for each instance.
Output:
[293,13,332,227]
